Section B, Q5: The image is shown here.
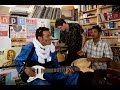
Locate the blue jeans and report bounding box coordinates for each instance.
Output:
[30,72,79,85]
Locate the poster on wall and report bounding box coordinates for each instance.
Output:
[0,15,9,24]
[9,25,26,38]
[0,38,11,49]
[26,18,37,43]
[0,47,21,67]
[9,16,27,47]
[9,17,27,38]
[37,19,50,29]
[0,24,9,38]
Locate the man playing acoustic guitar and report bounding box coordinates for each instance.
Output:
[14,27,79,85]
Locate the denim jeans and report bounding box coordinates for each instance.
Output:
[29,72,79,85]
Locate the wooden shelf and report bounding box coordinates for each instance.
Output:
[79,5,119,46]
[99,5,113,9]
[81,8,97,13]
[80,15,97,20]
[101,36,120,39]
[82,22,97,26]
[102,28,118,31]
[99,19,120,24]
[111,46,120,47]
[87,36,120,39]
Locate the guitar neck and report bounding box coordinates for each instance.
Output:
[43,67,66,73]
[42,66,79,73]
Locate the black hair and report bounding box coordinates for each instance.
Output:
[36,27,49,39]
[91,25,102,33]
[55,18,66,27]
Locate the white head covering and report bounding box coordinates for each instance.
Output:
[32,38,55,63]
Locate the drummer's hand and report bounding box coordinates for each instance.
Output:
[87,57,95,62]
[77,50,86,56]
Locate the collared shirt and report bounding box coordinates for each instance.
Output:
[60,23,84,53]
[82,39,113,70]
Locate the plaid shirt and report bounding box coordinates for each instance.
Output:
[82,39,113,70]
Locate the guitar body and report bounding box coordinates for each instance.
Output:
[27,65,45,82]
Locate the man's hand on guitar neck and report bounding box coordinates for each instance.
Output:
[24,67,36,77]
[64,66,75,75]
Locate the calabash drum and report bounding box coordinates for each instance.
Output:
[71,58,94,73]
[57,51,65,62]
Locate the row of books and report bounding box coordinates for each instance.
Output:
[79,5,97,12]
[79,19,90,25]
[98,11,120,22]
[87,28,120,37]
[30,5,61,20]
[30,5,78,21]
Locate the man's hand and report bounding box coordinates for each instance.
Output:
[77,50,86,56]
[64,66,75,75]
[24,67,36,77]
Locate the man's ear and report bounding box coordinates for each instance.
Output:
[38,36,42,41]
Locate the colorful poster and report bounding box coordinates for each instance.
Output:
[17,17,26,25]
[26,25,37,43]
[0,15,9,24]
[0,24,9,38]
[0,38,11,49]
[9,25,26,38]
[26,18,37,25]
[37,19,50,29]
[0,47,21,67]
[11,38,26,47]
[0,49,8,67]
[26,18,37,43]
[9,16,17,25]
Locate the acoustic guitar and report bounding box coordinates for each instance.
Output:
[71,58,94,73]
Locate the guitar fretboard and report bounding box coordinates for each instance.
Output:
[41,66,79,73]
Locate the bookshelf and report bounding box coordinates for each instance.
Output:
[79,5,120,47]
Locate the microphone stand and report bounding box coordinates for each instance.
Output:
[0,64,24,69]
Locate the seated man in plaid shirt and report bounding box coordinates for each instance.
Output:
[77,25,113,87]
